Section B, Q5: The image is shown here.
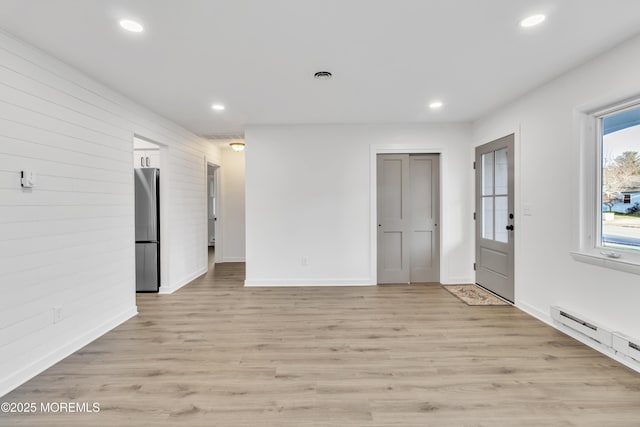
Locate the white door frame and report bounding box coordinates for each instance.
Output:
[133,134,170,290]
[473,124,521,304]
[370,144,445,285]
[205,158,222,265]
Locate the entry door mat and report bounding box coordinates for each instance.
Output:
[442,284,510,306]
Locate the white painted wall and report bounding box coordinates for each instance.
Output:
[0,30,220,396]
[244,124,472,286]
[219,148,246,262]
[473,35,640,346]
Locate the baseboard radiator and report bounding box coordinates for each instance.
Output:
[550,306,640,363]
[550,306,612,346]
[612,332,640,362]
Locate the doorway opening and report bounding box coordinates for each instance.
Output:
[133,136,164,292]
[376,154,440,284]
[206,162,221,265]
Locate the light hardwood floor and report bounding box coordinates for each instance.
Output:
[2,252,640,426]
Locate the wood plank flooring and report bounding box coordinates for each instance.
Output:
[2,252,640,426]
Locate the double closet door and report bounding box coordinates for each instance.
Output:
[377,154,440,284]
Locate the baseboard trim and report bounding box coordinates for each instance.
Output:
[441,277,475,285]
[159,267,207,294]
[0,306,137,398]
[245,279,374,287]
[516,301,640,374]
[219,257,246,263]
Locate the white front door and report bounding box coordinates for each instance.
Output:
[377,154,440,284]
[475,135,515,302]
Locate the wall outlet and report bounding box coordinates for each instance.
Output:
[52,305,62,324]
[301,256,309,266]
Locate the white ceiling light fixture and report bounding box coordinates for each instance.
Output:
[211,104,225,111]
[520,14,546,28]
[230,142,245,152]
[119,19,144,33]
[429,101,444,109]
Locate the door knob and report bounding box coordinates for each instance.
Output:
[506,225,514,231]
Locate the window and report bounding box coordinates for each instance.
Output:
[572,98,640,274]
[599,104,640,253]
[481,148,509,243]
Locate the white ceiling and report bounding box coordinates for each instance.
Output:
[1,0,639,138]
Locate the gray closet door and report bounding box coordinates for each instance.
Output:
[377,155,411,284]
[409,155,440,283]
[377,154,440,284]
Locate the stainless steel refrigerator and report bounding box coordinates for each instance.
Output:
[135,168,160,292]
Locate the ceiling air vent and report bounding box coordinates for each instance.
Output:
[314,71,332,80]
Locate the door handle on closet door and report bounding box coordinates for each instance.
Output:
[505,225,514,231]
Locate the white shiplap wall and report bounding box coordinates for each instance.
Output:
[0,30,221,396]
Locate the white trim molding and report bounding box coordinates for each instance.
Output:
[245,279,373,287]
[0,307,137,398]
[159,268,207,294]
[220,257,246,263]
[570,251,640,276]
[517,301,640,374]
[571,95,640,274]
[441,277,475,285]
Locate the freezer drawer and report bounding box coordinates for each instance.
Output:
[136,242,159,292]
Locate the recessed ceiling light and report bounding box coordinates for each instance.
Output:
[314,71,332,80]
[520,14,546,28]
[429,101,443,109]
[119,19,144,33]
[211,104,225,111]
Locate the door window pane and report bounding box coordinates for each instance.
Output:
[495,196,509,243]
[482,152,494,196]
[495,148,508,195]
[482,197,494,239]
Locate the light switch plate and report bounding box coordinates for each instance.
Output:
[21,171,36,188]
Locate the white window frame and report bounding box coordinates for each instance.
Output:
[571,97,640,275]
